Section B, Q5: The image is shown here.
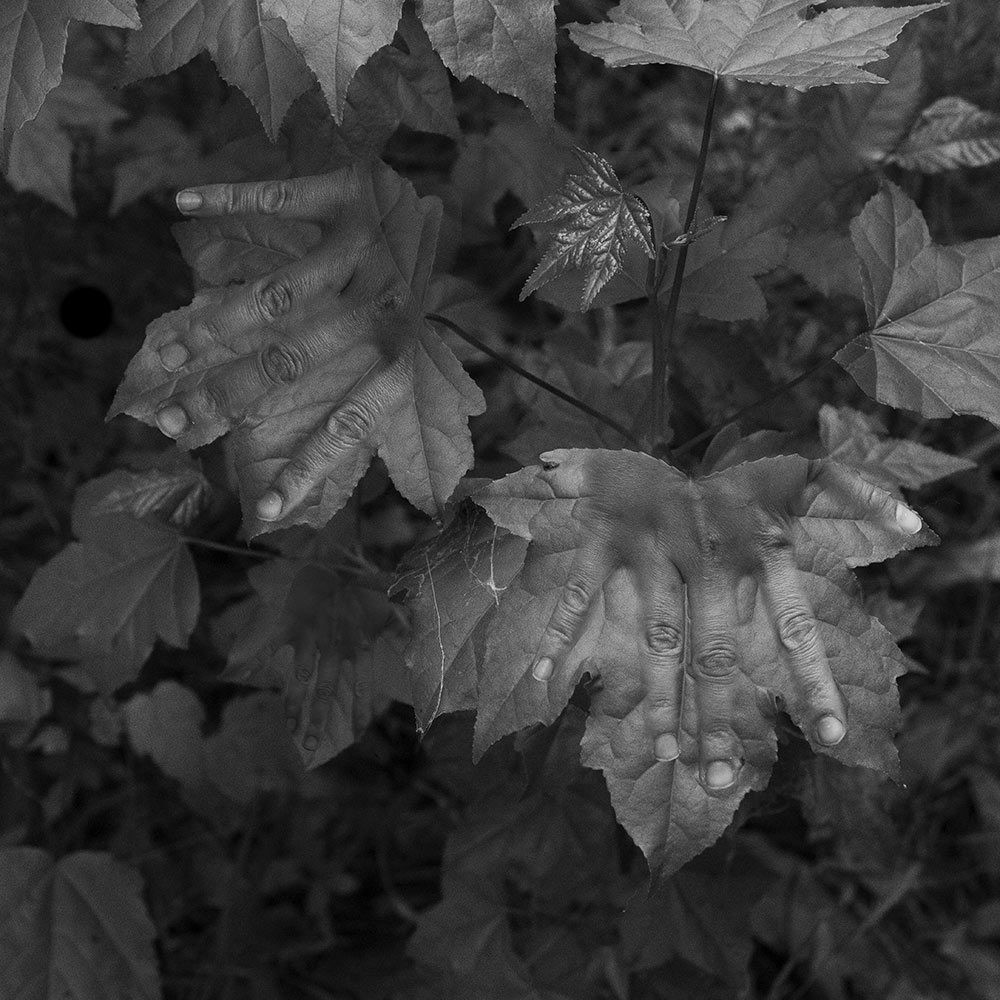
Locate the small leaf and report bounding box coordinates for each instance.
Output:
[124,680,207,788]
[0,848,161,1000]
[515,148,654,310]
[836,182,1000,424]
[888,96,1000,173]
[567,0,943,90]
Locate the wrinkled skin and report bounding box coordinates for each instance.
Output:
[157,170,433,525]
[524,448,923,792]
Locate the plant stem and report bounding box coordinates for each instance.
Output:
[673,356,835,459]
[427,313,641,449]
[183,537,274,559]
[649,72,721,448]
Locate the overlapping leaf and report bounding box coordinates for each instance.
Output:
[123,0,313,139]
[418,0,556,123]
[398,450,928,877]
[888,96,1000,173]
[836,183,1000,424]
[260,0,402,122]
[515,148,655,310]
[1,0,139,166]
[567,0,943,90]
[110,162,485,534]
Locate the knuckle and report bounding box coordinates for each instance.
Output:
[260,342,306,384]
[644,620,683,655]
[754,523,791,554]
[201,381,231,418]
[325,401,372,445]
[314,682,334,700]
[255,279,293,320]
[256,180,289,214]
[777,610,818,653]
[560,579,592,616]
[697,644,737,678]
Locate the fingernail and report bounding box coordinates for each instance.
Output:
[286,716,297,733]
[159,343,189,371]
[532,656,554,682]
[895,504,922,534]
[706,761,736,789]
[816,715,845,746]
[256,490,283,522]
[303,734,319,751]
[176,190,203,212]
[539,451,561,470]
[654,734,679,762]
[155,404,188,437]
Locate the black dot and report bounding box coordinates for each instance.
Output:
[60,286,113,340]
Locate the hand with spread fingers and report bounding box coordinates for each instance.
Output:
[110,165,484,535]
[485,448,927,794]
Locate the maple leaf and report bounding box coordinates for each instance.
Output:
[11,482,200,691]
[399,448,933,877]
[836,182,1000,425]
[515,148,655,310]
[220,541,410,767]
[819,405,975,493]
[567,0,944,90]
[0,849,160,1000]
[887,96,1000,174]
[110,162,485,535]
[260,0,403,123]
[418,0,556,123]
[1,0,139,166]
[123,0,314,139]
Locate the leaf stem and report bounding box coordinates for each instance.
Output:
[650,72,721,448]
[672,355,835,459]
[183,537,274,559]
[427,313,641,449]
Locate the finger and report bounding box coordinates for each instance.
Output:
[301,652,338,754]
[635,553,687,762]
[537,449,590,498]
[154,309,379,441]
[284,630,318,735]
[255,351,411,523]
[531,538,614,683]
[757,540,847,747]
[688,579,743,792]
[153,244,367,369]
[175,169,367,220]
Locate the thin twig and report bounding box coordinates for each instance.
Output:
[650,72,722,447]
[427,312,641,448]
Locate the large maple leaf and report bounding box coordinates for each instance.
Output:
[124,0,314,139]
[1,0,139,166]
[397,448,933,878]
[836,182,1000,425]
[566,0,944,89]
[418,0,556,123]
[260,0,403,123]
[110,162,485,535]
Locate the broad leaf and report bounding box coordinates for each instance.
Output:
[418,0,556,123]
[399,450,930,877]
[567,0,943,89]
[888,96,1000,173]
[0,849,160,1000]
[124,0,314,139]
[0,0,139,166]
[836,182,1000,424]
[11,485,199,688]
[260,0,403,122]
[110,162,486,534]
[516,148,654,310]
[819,405,975,492]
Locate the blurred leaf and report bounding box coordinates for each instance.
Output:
[0,848,161,1000]
[837,183,1000,423]
[0,649,50,746]
[888,96,1000,174]
[124,680,207,788]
